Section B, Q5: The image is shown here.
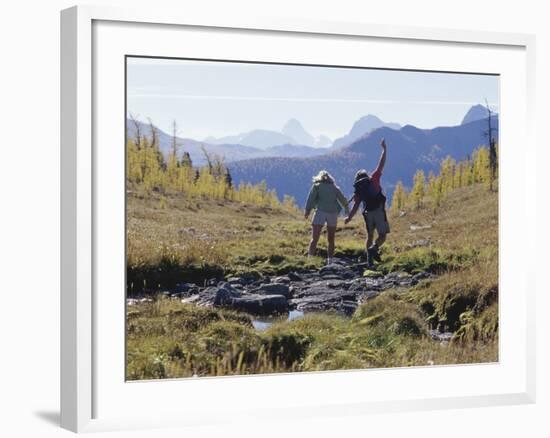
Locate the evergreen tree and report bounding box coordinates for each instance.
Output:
[391,181,407,214]
[201,146,213,174]
[432,176,444,210]
[129,114,142,149]
[148,118,158,150]
[489,140,498,191]
[439,156,456,193]
[484,101,498,191]
[224,169,233,188]
[472,147,491,186]
[180,151,192,168]
[411,170,426,209]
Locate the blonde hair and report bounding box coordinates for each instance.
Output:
[312,170,335,184]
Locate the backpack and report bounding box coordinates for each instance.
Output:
[353,177,387,211]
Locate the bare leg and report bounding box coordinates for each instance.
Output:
[308,224,323,256]
[327,226,336,259]
[366,232,374,251]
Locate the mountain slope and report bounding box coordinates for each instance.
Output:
[211,129,297,149]
[228,116,498,206]
[127,119,325,165]
[315,134,332,148]
[206,118,318,148]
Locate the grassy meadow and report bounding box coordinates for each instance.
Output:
[127,182,499,379]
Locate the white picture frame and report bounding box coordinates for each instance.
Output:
[60,4,537,433]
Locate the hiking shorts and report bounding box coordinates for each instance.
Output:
[312,209,338,227]
[363,207,390,235]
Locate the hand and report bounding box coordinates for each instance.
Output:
[344,216,351,224]
[304,211,310,220]
[380,138,387,149]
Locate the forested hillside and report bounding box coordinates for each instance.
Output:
[228,116,498,206]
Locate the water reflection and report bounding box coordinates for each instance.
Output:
[252,310,305,331]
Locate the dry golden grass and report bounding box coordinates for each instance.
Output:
[127,183,499,378]
[127,292,497,380]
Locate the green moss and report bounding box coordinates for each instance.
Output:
[379,247,479,275]
[406,271,497,333]
[363,269,383,278]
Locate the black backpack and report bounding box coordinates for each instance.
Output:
[353,177,387,211]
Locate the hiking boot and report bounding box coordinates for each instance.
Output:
[368,245,381,263]
[364,252,374,269]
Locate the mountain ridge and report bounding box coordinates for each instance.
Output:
[331,114,401,150]
[228,114,499,207]
[126,119,328,166]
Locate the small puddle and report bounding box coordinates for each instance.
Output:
[252,310,305,331]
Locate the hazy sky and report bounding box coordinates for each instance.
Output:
[126,57,499,142]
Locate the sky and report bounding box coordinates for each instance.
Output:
[126,57,499,143]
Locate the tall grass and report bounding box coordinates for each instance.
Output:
[127,291,497,380]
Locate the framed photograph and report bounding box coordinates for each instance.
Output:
[61,5,536,433]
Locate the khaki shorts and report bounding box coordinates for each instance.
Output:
[312,210,338,227]
[363,207,390,235]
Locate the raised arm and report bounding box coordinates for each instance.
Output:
[373,138,387,175]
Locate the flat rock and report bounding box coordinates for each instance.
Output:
[410,224,432,231]
[306,279,348,290]
[182,282,241,307]
[172,282,199,297]
[413,271,431,281]
[231,294,288,315]
[250,283,291,299]
[181,282,288,315]
[171,259,434,319]
[290,294,358,315]
[287,272,303,282]
[272,276,291,284]
[319,264,355,279]
[290,282,359,314]
[363,278,386,290]
[326,257,353,266]
[226,277,244,285]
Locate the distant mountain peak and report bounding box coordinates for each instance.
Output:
[358,114,383,122]
[229,116,499,208]
[331,114,401,150]
[461,104,494,125]
[282,118,315,146]
[282,118,303,130]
